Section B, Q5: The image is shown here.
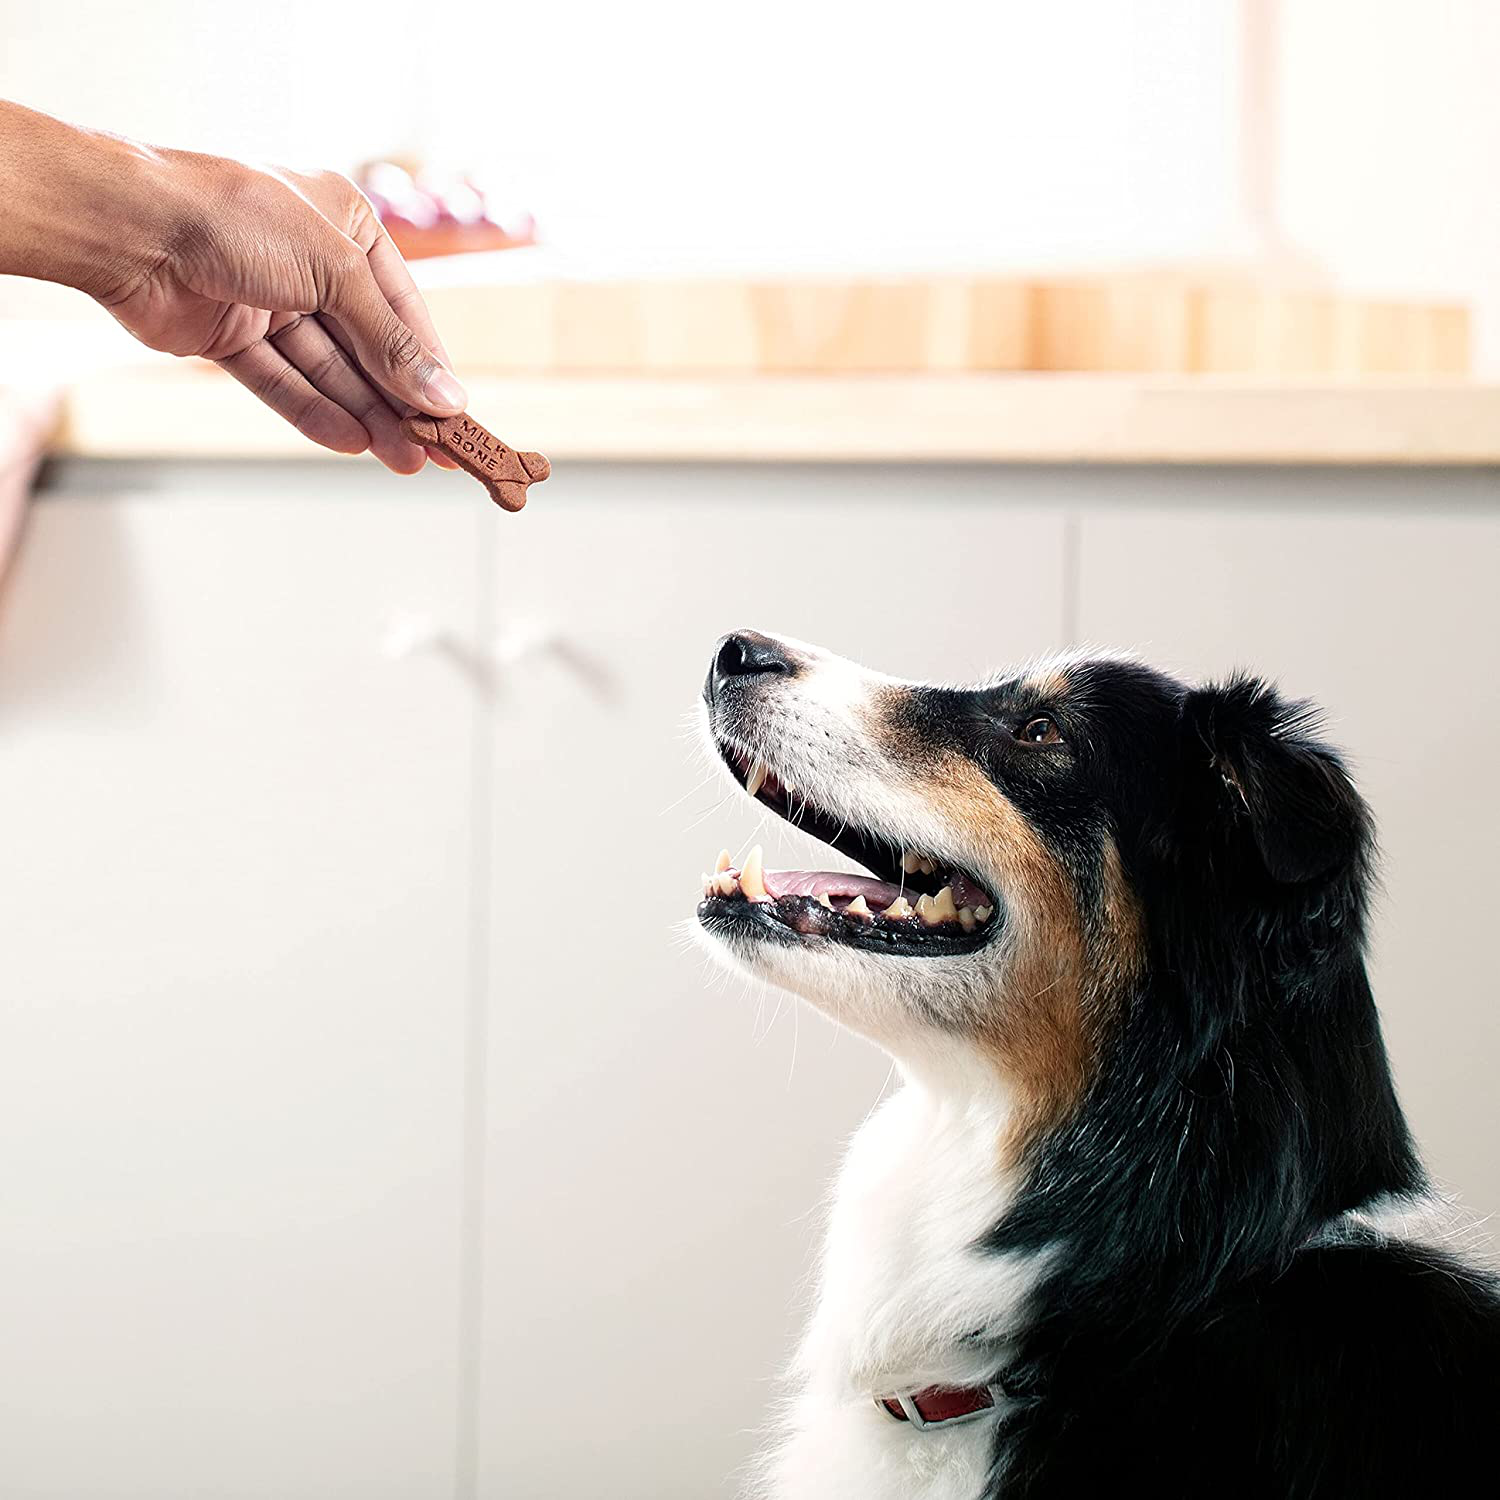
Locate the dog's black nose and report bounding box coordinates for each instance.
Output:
[706,631,796,704]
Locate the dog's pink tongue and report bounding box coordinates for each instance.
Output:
[762,869,907,907]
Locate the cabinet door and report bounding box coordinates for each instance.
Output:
[480,465,1068,1498]
[0,490,480,1499]
[1076,488,1500,1242]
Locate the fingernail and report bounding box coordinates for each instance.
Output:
[424,364,467,411]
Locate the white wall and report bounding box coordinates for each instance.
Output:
[8,1,1500,360]
[1276,0,1500,369]
[1,0,1243,268]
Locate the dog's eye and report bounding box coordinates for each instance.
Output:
[1018,715,1063,745]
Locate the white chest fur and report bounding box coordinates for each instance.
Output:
[755,1072,1039,1500]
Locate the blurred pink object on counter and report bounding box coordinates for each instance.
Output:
[357,161,537,260]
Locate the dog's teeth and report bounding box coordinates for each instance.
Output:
[845,895,872,919]
[903,888,958,925]
[817,892,835,910]
[783,775,797,795]
[740,844,770,901]
[920,856,938,875]
[745,760,768,798]
[715,872,739,897]
[882,896,914,919]
[959,905,977,931]
[975,904,994,922]
[715,849,732,873]
[901,852,921,875]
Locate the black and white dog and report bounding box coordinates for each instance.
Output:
[695,630,1500,1499]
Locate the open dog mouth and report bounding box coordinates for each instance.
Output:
[696,745,998,958]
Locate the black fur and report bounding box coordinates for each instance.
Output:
[910,659,1499,1497]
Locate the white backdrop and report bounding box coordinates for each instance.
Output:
[9,2,1499,360]
[1,0,1242,267]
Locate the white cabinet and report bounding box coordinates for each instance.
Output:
[1076,485,1500,1243]
[477,466,1069,1497]
[0,490,483,1499]
[2,461,1495,1500]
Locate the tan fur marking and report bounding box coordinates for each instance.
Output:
[1025,668,1071,704]
[1092,838,1146,999]
[863,686,1143,1162]
[877,752,1086,1161]
[949,759,1093,1159]
[867,704,1144,1162]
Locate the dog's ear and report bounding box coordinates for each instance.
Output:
[1182,675,1368,884]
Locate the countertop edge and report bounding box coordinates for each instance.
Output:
[49,367,1500,466]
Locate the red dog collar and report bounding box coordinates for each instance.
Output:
[876,1383,1003,1430]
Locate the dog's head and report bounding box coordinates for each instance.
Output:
[696,630,1373,1152]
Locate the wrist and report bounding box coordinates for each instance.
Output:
[0,103,178,302]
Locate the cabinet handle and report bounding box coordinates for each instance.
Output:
[490,620,619,704]
[381,612,617,704]
[381,612,460,662]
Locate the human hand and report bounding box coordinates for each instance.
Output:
[105,155,469,473]
[0,105,466,472]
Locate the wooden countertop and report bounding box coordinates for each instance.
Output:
[48,358,1500,466]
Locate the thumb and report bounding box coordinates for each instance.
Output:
[324,251,467,415]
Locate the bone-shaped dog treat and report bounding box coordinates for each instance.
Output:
[400,413,550,512]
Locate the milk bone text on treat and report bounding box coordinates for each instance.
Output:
[401,413,550,511]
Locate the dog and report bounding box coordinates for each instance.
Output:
[694,630,1500,1500]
